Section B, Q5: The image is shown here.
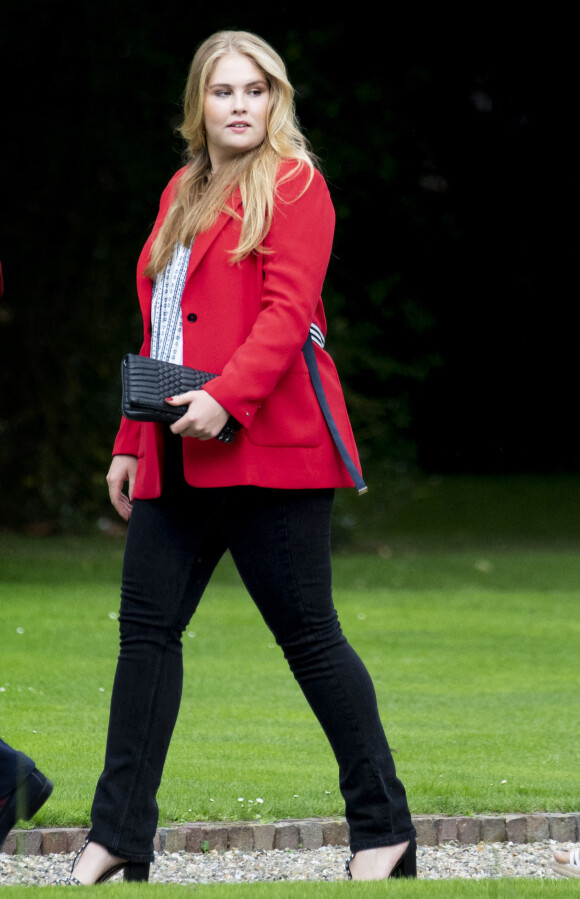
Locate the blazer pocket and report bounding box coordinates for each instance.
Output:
[247,372,325,448]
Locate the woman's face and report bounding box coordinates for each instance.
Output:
[203,51,270,171]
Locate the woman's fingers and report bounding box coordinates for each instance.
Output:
[167,391,229,440]
[106,455,138,520]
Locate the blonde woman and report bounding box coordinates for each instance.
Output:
[58,31,416,884]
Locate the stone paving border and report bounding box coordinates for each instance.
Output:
[2,813,579,857]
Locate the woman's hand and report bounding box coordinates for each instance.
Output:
[166,390,229,440]
[106,454,138,521]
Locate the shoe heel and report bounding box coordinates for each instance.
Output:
[124,862,150,882]
[402,839,417,877]
[24,770,54,820]
[391,838,417,879]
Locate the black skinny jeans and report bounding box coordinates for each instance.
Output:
[89,433,414,862]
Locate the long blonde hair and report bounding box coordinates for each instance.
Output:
[144,31,316,277]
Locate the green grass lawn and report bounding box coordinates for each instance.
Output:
[1,474,579,829]
[332,471,580,552]
[1,879,580,897]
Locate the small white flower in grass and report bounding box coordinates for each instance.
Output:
[501,779,507,784]
[32,730,37,734]
[187,632,195,638]
[256,798,263,804]
[210,799,214,802]
[108,612,118,620]
[248,800,253,804]
[16,627,24,634]
[0,687,5,692]
[325,791,331,794]
[238,798,244,802]
[99,687,105,692]
[294,794,299,798]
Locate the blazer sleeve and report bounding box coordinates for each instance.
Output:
[203,164,335,428]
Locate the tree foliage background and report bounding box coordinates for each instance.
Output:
[0,5,574,530]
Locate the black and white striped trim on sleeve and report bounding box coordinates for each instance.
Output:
[309,323,325,349]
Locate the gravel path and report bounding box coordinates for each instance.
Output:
[0,840,571,885]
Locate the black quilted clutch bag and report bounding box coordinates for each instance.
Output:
[121,354,240,443]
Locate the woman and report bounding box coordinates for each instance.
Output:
[60,30,416,884]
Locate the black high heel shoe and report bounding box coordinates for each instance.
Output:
[54,838,150,885]
[345,838,417,880]
[0,767,53,850]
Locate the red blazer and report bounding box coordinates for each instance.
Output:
[113,160,363,497]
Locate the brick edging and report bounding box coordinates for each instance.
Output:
[2,813,579,857]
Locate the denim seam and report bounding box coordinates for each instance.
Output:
[110,628,168,853]
[110,534,200,854]
[281,499,406,849]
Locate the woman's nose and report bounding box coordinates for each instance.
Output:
[232,93,247,113]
